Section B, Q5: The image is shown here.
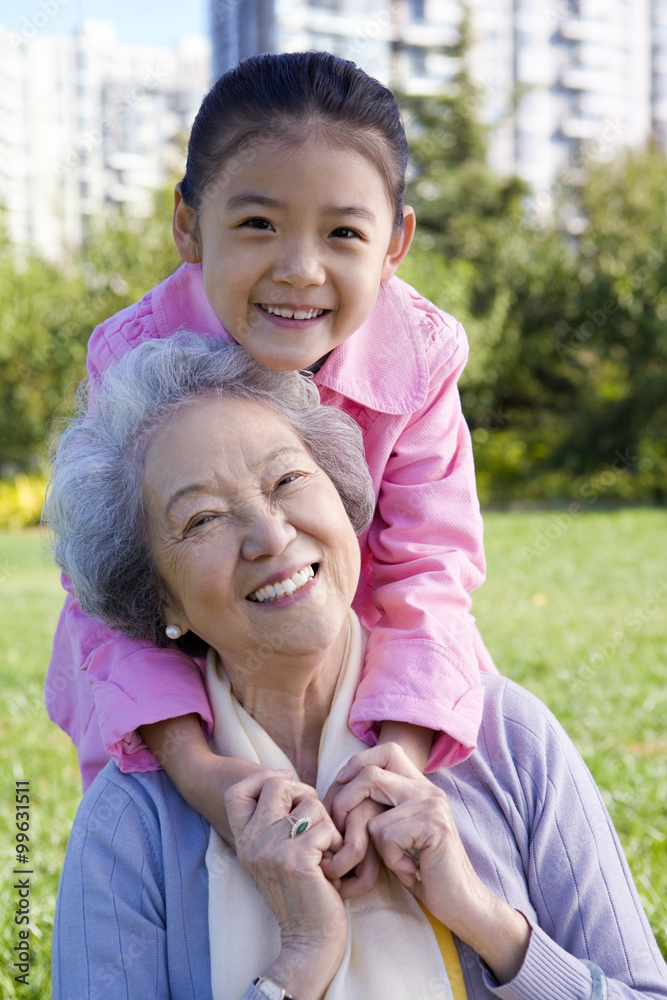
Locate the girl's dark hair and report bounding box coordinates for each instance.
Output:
[180,51,408,229]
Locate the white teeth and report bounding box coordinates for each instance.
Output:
[248,564,315,603]
[262,305,325,320]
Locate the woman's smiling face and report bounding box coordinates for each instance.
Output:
[173,134,414,371]
[142,394,361,667]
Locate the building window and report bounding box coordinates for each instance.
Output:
[408,45,426,77]
[408,0,425,21]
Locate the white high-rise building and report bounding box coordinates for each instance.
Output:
[210,0,664,200]
[0,20,210,258]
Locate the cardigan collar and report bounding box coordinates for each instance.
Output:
[155,265,429,416]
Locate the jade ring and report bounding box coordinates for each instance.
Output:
[286,815,313,838]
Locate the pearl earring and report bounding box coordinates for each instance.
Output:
[165,625,182,640]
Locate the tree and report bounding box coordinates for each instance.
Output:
[0,187,180,471]
[397,13,667,503]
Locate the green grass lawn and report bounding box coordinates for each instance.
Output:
[1,510,666,998]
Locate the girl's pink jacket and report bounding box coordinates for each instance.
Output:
[45,264,496,789]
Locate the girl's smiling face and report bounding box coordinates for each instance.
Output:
[173,134,415,371]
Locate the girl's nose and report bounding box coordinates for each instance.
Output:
[240,508,298,561]
[271,242,325,287]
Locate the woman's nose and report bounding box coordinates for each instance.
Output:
[271,241,325,288]
[240,508,298,561]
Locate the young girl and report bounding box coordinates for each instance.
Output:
[46,50,497,883]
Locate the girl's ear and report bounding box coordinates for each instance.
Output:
[173,183,202,263]
[380,205,416,282]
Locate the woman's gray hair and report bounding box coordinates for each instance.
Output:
[44,333,374,648]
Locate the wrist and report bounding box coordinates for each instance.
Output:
[448,882,530,984]
[266,937,345,1000]
[377,721,433,772]
[253,976,294,999]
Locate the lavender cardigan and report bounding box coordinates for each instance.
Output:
[52,674,667,1000]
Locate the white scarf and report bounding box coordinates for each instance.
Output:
[205,612,455,1000]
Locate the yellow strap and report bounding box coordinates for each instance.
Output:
[418,902,468,1000]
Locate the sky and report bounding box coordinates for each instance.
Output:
[0,0,208,46]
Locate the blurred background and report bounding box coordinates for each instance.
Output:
[0,2,665,996]
[1,0,667,511]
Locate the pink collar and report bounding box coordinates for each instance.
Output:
[154,265,430,416]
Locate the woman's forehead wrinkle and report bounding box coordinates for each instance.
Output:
[258,445,308,466]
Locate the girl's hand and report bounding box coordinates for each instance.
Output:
[333,744,531,985]
[321,780,383,899]
[320,723,433,899]
[225,771,349,1000]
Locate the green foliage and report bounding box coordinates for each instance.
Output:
[397,23,667,504]
[1,70,666,502]
[0,189,180,471]
[0,475,47,528]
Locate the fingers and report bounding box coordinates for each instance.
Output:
[331,764,429,833]
[223,768,289,841]
[338,842,381,900]
[225,771,342,855]
[323,798,382,878]
[335,742,423,785]
[367,805,427,885]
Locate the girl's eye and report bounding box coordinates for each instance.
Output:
[330,227,362,239]
[240,218,274,232]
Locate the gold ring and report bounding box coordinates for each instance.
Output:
[286,815,312,838]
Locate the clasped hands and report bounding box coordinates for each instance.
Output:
[225,741,490,926]
[225,743,531,996]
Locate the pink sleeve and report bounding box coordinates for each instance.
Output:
[348,323,486,770]
[86,292,160,380]
[45,577,213,786]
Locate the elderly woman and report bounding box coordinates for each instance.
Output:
[48,335,667,1000]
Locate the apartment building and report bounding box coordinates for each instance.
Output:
[0,20,210,258]
[211,0,665,198]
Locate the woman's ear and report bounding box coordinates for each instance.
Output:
[380,205,416,282]
[162,594,191,641]
[173,183,202,263]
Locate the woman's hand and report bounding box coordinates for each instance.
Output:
[333,744,531,986]
[225,771,349,1000]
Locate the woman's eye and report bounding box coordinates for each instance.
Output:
[240,218,274,231]
[275,473,304,490]
[330,227,362,239]
[186,513,215,532]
